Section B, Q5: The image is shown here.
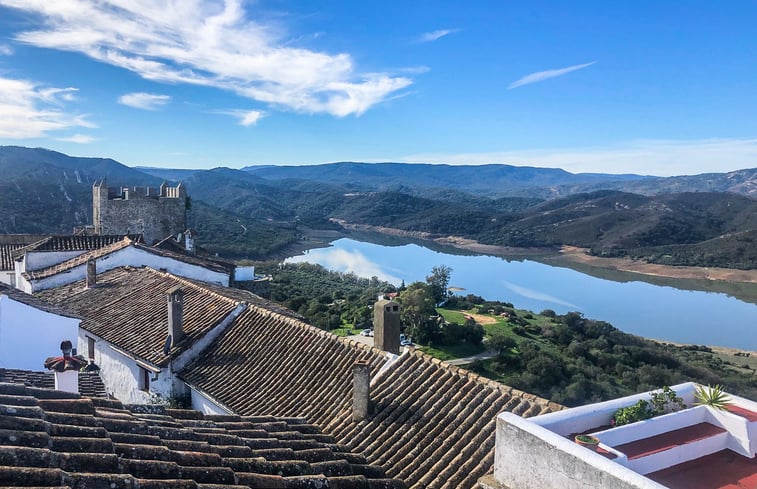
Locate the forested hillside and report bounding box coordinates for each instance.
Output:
[3,146,757,268]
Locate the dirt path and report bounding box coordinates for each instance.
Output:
[462,312,498,325]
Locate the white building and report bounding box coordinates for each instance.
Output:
[16,237,234,293]
[0,284,80,371]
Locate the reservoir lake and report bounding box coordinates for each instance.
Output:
[286,236,757,351]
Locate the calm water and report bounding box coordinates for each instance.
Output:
[286,237,757,350]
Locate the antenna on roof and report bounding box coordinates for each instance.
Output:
[163,335,172,356]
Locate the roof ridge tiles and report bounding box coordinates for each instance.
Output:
[143,267,243,306]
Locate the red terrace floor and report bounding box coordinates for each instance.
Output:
[614,422,726,460]
[647,449,757,489]
[727,405,757,422]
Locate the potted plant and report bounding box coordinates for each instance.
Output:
[694,384,731,410]
[574,434,600,450]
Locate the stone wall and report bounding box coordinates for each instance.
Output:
[93,180,186,244]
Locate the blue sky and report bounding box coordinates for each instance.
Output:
[1,0,756,176]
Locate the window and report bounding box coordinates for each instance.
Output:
[87,337,95,360]
[139,367,150,392]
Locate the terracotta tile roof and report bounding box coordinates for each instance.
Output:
[181,307,386,428]
[0,382,405,488]
[22,234,144,252]
[327,351,562,489]
[25,238,232,281]
[25,237,135,280]
[0,234,48,270]
[180,307,561,489]
[0,368,107,398]
[36,267,246,367]
[0,283,82,319]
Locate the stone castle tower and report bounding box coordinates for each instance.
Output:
[92,179,187,245]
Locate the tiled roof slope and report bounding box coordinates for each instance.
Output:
[36,267,243,367]
[327,351,561,489]
[0,368,107,398]
[25,238,232,281]
[25,237,134,280]
[0,382,405,489]
[0,283,82,319]
[181,307,388,427]
[23,234,144,252]
[0,234,47,270]
[180,308,561,489]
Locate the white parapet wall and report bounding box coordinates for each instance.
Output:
[492,412,669,489]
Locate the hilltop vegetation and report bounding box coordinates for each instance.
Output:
[260,262,756,407]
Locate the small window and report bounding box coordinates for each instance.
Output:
[87,337,95,360]
[392,305,399,312]
[139,367,150,392]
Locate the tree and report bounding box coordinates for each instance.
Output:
[426,265,452,305]
[398,282,440,344]
[488,332,517,355]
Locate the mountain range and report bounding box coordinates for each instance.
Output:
[4,146,757,268]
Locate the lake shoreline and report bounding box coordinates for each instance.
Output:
[334,221,757,285]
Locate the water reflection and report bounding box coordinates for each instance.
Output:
[285,238,757,350]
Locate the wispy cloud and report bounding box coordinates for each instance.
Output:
[0,44,13,56]
[0,76,94,138]
[419,28,460,43]
[508,61,596,89]
[57,133,97,144]
[2,0,412,117]
[401,138,757,176]
[118,92,171,110]
[218,109,266,126]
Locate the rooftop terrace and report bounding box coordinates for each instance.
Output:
[481,382,757,489]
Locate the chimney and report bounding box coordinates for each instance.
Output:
[167,287,185,345]
[374,300,401,354]
[43,340,87,394]
[352,360,371,421]
[86,258,96,288]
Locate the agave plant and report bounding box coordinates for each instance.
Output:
[694,384,731,410]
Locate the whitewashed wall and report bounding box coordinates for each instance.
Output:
[0,272,14,287]
[29,246,230,292]
[26,251,86,271]
[0,294,80,371]
[190,386,232,415]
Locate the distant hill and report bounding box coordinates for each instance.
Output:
[242,161,648,196]
[0,146,161,233]
[0,147,297,257]
[2,146,757,267]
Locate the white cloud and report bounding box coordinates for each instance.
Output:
[219,109,265,126]
[118,92,171,110]
[419,28,460,43]
[2,0,412,117]
[0,44,13,55]
[508,61,596,89]
[401,138,757,176]
[0,76,94,138]
[57,133,97,143]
